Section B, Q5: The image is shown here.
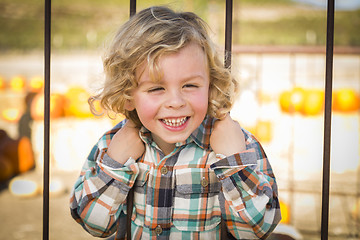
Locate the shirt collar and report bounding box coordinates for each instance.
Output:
[189,115,216,150]
[139,115,216,151]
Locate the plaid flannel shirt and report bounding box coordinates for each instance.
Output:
[70,115,281,239]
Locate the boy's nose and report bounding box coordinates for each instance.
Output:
[165,90,185,109]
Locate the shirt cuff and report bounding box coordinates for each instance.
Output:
[96,149,139,188]
[210,149,258,180]
[101,153,136,169]
[101,152,125,168]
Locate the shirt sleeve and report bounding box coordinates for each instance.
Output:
[69,121,139,238]
[210,128,281,239]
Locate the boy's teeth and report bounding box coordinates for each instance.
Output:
[162,117,187,127]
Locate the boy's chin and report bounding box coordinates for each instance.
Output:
[153,133,191,145]
[163,135,190,144]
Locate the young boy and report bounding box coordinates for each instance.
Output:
[70,6,281,239]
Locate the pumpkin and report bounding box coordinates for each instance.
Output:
[279,90,292,113]
[29,76,44,93]
[0,76,6,90]
[333,88,360,113]
[279,201,290,224]
[351,199,360,220]
[31,93,65,120]
[64,86,95,118]
[9,75,26,92]
[1,108,21,123]
[17,136,35,173]
[300,89,324,116]
[9,178,39,198]
[242,121,272,144]
[279,87,305,114]
[255,120,272,143]
[290,87,305,113]
[0,130,35,176]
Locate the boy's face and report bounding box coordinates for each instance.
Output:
[127,43,210,154]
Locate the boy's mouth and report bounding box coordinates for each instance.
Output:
[161,117,188,127]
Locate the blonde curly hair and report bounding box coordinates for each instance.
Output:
[90,6,239,127]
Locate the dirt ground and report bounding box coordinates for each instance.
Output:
[0,170,99,240]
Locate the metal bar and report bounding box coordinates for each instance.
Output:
[43,0,51,239]
[127,3,136,239]
[221,1,233,239]
[321,0,335,239]
[224,0,233,69]
[130,0,136,17]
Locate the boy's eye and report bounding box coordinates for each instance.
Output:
[183,84,198,88]
[147,87,164,93]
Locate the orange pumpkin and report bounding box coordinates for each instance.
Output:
[279,90,292,113]
[290,87,305,113]
[280,201,290,224]
[333,88,360,113]
[64,86,96,118]
[255,120,272,143]
[29,76,44,92]
[300,89,324,116]
[279,87,305,114]
[0,76,6,90]
[9,75,26,92]
[0,130,35,178]
[31,93,65,120]
[17,137,35,173]
[1,108,22,123]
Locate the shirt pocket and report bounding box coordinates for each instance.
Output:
[132,162,150,226]
[173,168,222,232]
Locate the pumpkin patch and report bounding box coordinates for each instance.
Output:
[0,76,6,90]
[64,86,98,118]
[279,87,359,115]
[0,130,35,182]
[29,76,44,93]
[300,89,324,116]
[30,93,65,120]
[9,75,26,92]
[333,88,360,113]
[1,108,22,123]
[279,87,306,114]
[17,136,35,173]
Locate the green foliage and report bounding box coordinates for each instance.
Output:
[0,0,359,52]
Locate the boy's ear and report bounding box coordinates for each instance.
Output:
[124,100,135,111]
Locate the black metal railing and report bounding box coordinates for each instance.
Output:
[322,1,335,239]
[43,0,51,239]
[42,0,335,239]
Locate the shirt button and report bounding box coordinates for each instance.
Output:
[201,178,209,187]
[160,166,168,175]
[155,225,162,235]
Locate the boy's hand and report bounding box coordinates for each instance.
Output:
[107,120,145,164]
[210,114,246,157]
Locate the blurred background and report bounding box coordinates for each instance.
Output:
[0,0,359,239]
